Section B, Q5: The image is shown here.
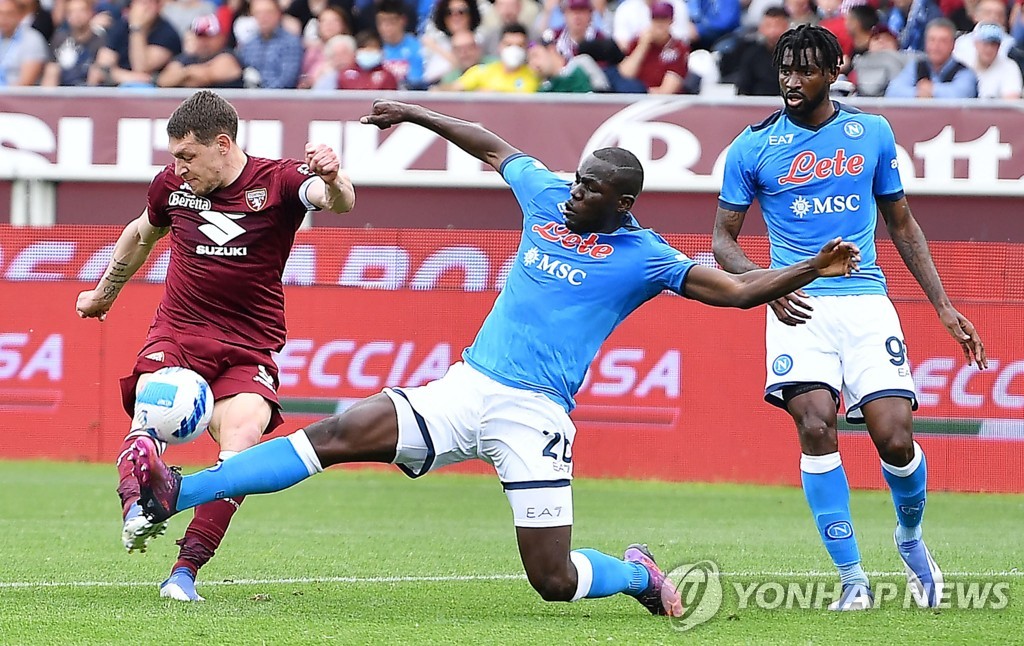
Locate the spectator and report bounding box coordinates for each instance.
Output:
[478,0,539,55]
[156,12,243,86]
[852,23,910,95]
[337,29,399,87]
[237,0,304,87]
[19,0,53,41]
[375,0,424,88]
[612,0,691,50]
[885,0,942,51]
[845,4,879,59]
[299,5,350,87]
[617,0,688,92]
[536,0,612,40]
[729,5,789,95]
[785,0,818,26]
[0,0,47,85]
[288,0,352,38]
[548,0,607,60]
[970,22,1022,97]
[421,0,482,85]
[886,17,977,97]
[953,0,1013,65]
[448,22,539,90]
[431,27,488,86]
[309,33,355,88]
[850,23,905,94]
[87,0,181,86]
[686,0,741,50]
[528,30,599,90]
[42,0,102,85]
[818,0,854,60]
[161,0,216,37]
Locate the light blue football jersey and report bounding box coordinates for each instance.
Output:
[719,104,904,295]
[462,154,697,412]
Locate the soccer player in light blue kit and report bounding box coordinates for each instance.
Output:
[131,99,860,617]
[712,25,988,611]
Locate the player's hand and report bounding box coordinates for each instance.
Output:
[938,306,987,369]
[768,291,813,326]
[76,288,112,321]
[360,99,415,130]
[305,143,340,183]
[810,236,860,278]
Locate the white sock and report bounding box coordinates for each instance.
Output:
[569,551,594,602]
[287,430,324,475]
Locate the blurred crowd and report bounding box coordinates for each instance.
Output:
[1,0,1022,96]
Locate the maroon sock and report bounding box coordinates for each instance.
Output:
[173,496,246,576]
[115,433,157,516]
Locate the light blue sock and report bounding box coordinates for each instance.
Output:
[801,453,867,586]
[882,441,926,544]
[569,549,649,599]
[177,433,323,511]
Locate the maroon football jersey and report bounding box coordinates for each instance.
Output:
[146,156,319,352]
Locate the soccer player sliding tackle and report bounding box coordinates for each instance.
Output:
[132,99,859,616]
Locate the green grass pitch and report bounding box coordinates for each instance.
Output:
[2,460,1021,645]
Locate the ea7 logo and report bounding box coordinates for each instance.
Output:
[198,210,247,245]
[769,134,794,145]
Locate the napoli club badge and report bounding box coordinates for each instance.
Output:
[245,188,268,211]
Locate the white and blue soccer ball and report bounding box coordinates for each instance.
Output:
[134,367,214,445]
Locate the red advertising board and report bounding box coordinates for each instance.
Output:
[1,226,1021,491]
[2,93,1024,240]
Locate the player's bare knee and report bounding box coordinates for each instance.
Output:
[795,416,838,453]
[527,570,576,602]
[874,431,914,466]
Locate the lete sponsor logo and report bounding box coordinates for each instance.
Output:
[531,223,614,259]
[778,149,865,186]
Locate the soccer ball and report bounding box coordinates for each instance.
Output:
[134,367,214,445]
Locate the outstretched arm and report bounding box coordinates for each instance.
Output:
[685,237,860,309]
[879,198,986,368]
[360,100,519,172]
[76,211,169,320]
[712,204,814,325]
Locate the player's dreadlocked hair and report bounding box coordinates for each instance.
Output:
[593,147,644,197]
[772,24,843,74]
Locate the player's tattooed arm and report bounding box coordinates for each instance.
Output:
[879,197,987,369]
[77,211,168,320]
[712,207,761,274]
[713,205,814,326]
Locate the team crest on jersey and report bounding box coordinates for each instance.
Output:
[245,188,268,211]
[843,121,865,139]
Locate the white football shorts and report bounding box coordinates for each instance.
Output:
[764,294,918,423]
[383,361,576,528]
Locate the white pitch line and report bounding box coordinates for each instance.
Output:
[1,571,1021,590]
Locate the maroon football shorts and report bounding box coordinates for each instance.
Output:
[119,327,284,434]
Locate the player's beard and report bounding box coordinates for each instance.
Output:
[784,87,828,119]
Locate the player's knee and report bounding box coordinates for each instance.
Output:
[527,570,576,602]
[795,415,837,451]
[874,430,914,466]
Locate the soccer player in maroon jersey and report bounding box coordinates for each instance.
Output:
[74,90,355,601]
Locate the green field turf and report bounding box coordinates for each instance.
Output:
[1,460,1021,645]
